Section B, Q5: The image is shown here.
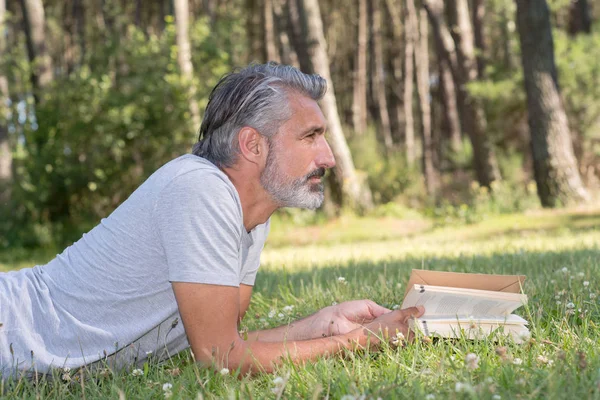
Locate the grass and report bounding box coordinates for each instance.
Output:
[1,207,600,399]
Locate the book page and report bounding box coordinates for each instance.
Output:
[401,284,526,317]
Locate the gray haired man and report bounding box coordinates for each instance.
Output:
[0,63,423,378]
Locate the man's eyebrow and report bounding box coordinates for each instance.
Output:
[301,126,326,135]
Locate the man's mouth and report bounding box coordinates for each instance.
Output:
[306,168,326,182]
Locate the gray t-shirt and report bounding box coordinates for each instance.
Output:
[0,154,269,377]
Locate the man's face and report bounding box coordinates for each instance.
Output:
[260,94,336,209]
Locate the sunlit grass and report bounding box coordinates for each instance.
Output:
[1,207,599,398]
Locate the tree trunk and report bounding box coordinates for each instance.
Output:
[272,0,299,67]
[424,0,501,187]
[264,0,279,62]
[436,41,462,153]
[73,0,85,64]
[568,0,592,35]
[516,0,590,207]
[352,0,368,134]
[0,0,11,195]
[415,9,438,195]
[471,0,485,78]
[174,0,202,130]
[301,0,373,211]
[247,0,264,62]
[404,0,417,166]
[287,0,312,73]
[372,0,393,151]
[384,0,405,144]
[19,0,53,104]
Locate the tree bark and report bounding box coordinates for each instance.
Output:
[0,0,11,194]
[371,0,393,151]
[516,0,590,207]
[436,40,462,153]
[301,0,373,211]
[247,0,264,62]
[287,0,312,73]
[384,0,405,144]
[174,0,201,130]
[264,0,279,62]
[471,0,486,78]
[404,0,417,166]
[352,0,368,134]
[415,9,438,195]
[568,0,592,35]
[272,0,299,67]
[423,0,501,187]
[19,0,53,104]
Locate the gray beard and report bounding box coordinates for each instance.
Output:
[260,155,325,210]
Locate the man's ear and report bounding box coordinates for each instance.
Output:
[238,127,266,165]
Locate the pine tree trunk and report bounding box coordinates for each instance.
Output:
[437,44,462,153]
[272,0,298,66]
[247,0,265,62]
[287,0,312,73]
[372,0,393,151]
[384,0,405,144]
[568,0,591,35]
[301,0,373,211]
[404,0,417,166]
[352,0,368,134]
[424,0,501,187]
[415,9,438,195]
[174,0,202,130]
[471,0,485,78]
[264,0,279,62]
[19,0,53,104]
[516,0,590,207]
[0,0,11,195]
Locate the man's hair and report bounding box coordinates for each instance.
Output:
[192,62,327,168]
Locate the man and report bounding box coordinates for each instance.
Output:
[0,63,423,378]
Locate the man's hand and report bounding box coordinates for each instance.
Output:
[317,300,392,337]
[354,305,425,346]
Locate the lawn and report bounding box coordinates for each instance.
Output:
[1,208,599,399]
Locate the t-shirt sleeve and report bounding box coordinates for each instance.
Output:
[153,169,243,287]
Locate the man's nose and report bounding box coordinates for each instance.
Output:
[316,135,336,169]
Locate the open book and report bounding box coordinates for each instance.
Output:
[400,270,529,342]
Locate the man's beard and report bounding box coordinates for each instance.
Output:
[260,147,326,210]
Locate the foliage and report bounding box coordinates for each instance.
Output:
[2,210,600,398]
[1,19,231,248]
[347,128,425,205]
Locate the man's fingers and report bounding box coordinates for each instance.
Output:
[366,300,391,317]
[400,305,425,320]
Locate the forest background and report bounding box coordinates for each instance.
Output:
[0,0,599,250]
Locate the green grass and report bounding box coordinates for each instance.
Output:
[2,208,600,399]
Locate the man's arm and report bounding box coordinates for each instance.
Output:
[173,282,422,375]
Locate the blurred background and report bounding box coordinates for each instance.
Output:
[0,0,599,250]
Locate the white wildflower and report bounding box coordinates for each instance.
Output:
[331,301,338,306]
[492,395,501,400]
[131,368,144,377]
[145,351,153,356]
[340,395,356,400]
[61,373,71,382]
[392,304,400,310]
[578,272,585,278]
[219,368,229,375]
[566,302,575,309]
[583,281,590,287]
[537,355,551,365]
[425,395,435,400]
[590,293,597,299]
[282,305,294,313]
[268,310,276,319]
[277,313,285,319]
[561,267,569,273]
[162,383,173,391]
[550,279,556,284]
[273,376,284,385]
[465,353,480,370]
[455,382,473,393]
[338,276,347,284]
[63,367,71,373]
[556,301,562,305]
[513,358,523,365]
